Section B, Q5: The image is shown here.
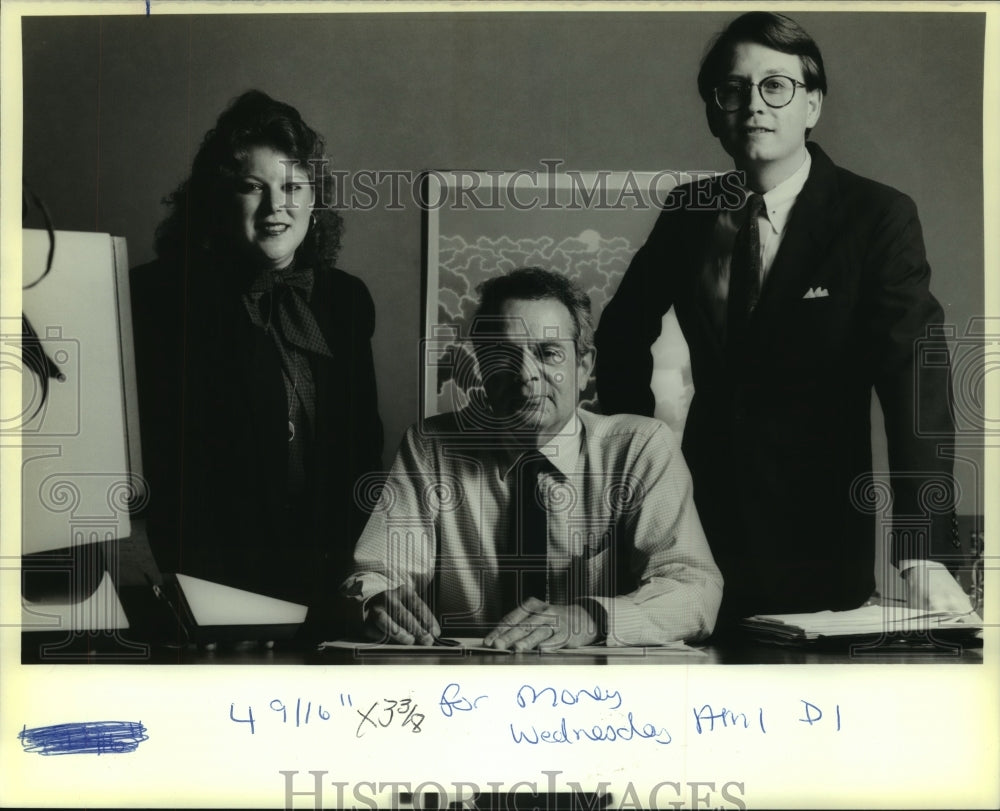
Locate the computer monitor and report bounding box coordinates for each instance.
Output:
[17,228,142,651]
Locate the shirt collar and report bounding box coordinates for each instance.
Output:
[758,150,811,236]
[500,409,583,480]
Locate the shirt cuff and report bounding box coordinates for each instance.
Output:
[584,595,672,647]
[341,571,393,605]
[574,597,608,644]
[897,559,948,574]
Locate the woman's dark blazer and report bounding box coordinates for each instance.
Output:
[596,142,957,620]
[130,253,383,628]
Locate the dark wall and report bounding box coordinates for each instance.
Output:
[21,11,985,508]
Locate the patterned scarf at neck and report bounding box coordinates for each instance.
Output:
[242,264,333,359]
[241,264,332,488]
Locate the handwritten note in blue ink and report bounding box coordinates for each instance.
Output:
[228,694,425,738]
[516,684,623,711]
[439,683,488,717]
[508,682,672,746]
[693,704,768,734]
[691,700,841,735]
[18,721,149,756]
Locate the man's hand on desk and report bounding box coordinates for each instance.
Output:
[900,560,976,613]
[484,598,600,652]
[364,583,440,646]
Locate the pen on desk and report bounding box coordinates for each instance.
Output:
[865,595,907,605]
[432,636,462,647]
[147,574,190,643]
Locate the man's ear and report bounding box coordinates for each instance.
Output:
[805,89,823,131]
[577,346,596,392]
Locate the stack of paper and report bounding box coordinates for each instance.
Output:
[740,605,982,644]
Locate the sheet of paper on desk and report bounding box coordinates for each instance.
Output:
[539,642,706,656]
[320,638,705,655]
[741,605,983,641]
[174,573,308,625]
[322,637,511,654]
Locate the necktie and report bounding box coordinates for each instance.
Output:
[502,451,551,614]
[727,193,766,341]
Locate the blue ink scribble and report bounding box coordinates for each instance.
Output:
[18,721,148,755]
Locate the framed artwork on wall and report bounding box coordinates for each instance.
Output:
[422,168,703,440]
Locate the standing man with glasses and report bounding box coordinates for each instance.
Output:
[596,12,971,624]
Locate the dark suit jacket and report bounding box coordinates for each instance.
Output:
[130,254,383,634]
[596,143,956,620]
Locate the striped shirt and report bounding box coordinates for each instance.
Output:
[343,408,722,645]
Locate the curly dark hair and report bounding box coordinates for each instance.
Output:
[154,89,343,268]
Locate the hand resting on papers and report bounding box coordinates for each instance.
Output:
[900,561,976,614]
[364,584,441,646]
[365,587,602,651]
[483,597,600,652]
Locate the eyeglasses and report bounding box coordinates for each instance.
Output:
[713,75,808,112]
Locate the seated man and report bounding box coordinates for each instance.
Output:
[342,267,722,651]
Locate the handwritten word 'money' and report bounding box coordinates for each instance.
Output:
[18,721,148,756]
[516,683,623,710]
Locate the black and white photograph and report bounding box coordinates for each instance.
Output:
[1,1,996,808]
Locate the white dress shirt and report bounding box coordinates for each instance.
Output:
[343,408,723,645]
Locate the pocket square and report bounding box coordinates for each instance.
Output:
[803,287,829,299]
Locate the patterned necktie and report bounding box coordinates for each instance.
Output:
[502,451,551,614]
[727,193,766,341]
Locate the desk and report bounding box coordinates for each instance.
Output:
[20,521,985,666]
[20,631,983,665]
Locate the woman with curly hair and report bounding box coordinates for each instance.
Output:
[131,90,382,640]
